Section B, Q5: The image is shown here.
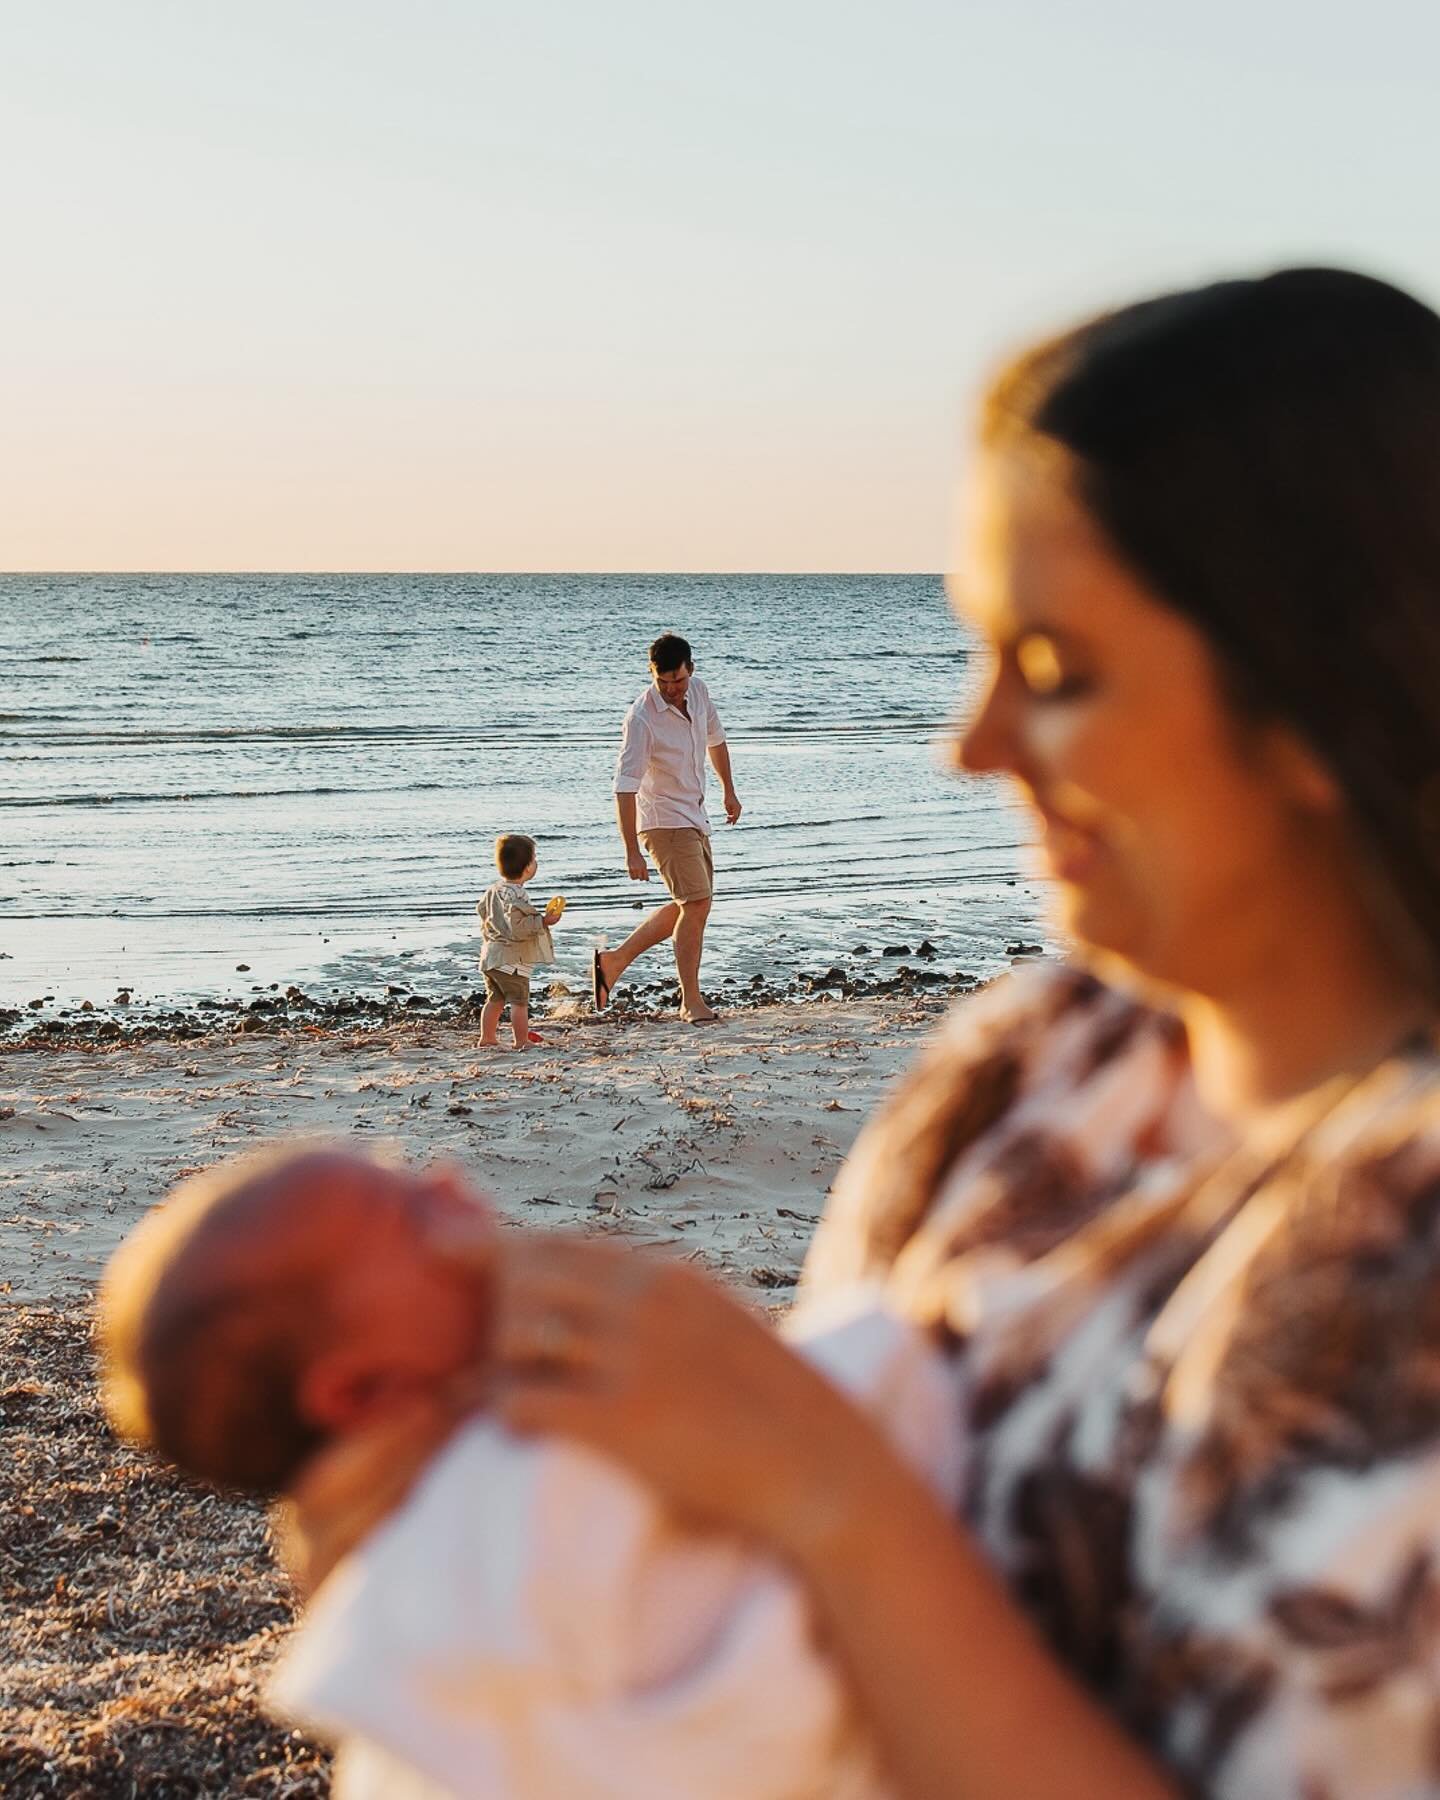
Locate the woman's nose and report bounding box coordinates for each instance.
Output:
[953,678,1016,777]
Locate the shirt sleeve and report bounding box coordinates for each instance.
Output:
[614,705,650,795]
[800,964,1118,1296]
[503,889,548,939]
[705,691,726,749]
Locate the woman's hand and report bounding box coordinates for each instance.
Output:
[487,1233,899,1561]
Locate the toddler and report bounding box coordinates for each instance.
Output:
[100,1144,961,1800]
[477,833,562,1051]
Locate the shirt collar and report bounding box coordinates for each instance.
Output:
[642,680,699,719]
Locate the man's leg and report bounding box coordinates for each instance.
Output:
[673,897,715,1020]
[598,901,680,995]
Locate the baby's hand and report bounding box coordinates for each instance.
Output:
[543,899,563,925]
[279,1389,477,1595]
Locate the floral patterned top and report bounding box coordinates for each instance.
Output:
[803,963,1440,1800]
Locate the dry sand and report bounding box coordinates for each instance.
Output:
[1,993,949,1797]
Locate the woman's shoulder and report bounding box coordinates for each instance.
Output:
[803,960,1180,1290]
[927,958,1171,1083]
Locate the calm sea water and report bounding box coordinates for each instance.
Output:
[1,574,1047,1012]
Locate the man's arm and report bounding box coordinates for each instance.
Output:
[614,790,649,882]
[614,707,652,881]
[707,740,742,825]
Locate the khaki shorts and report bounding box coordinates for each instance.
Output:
[640,827,715,903]
[484,968,530,1007]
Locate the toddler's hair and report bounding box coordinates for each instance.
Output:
[495,833,537,879]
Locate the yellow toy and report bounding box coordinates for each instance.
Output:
[548,895,566,917]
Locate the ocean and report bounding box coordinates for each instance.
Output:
[1,574,1047,1016]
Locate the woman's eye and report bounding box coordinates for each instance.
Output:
[1015,633,1083,697]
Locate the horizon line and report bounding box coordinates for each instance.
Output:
[0,567,946,579]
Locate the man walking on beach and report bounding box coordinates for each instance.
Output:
[593,633,741,1024]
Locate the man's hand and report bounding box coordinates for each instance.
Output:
[723,789,743,826]
[626,846,650,882]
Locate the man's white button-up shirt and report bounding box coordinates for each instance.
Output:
[613,677,726,835]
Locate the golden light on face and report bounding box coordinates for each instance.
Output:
[950,449,1346,995]
[1014,632,1066,698]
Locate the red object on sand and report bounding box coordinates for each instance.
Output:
[528,1030,544,1045]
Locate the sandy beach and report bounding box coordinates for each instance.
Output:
[1,989,955,1796]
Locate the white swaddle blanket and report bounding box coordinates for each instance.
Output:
[269,1287,963,1800]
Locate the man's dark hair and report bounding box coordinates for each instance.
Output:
[648,634,692,674]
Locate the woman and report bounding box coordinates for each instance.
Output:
[302,269,1440,1798]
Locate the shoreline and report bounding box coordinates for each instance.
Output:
[0,948,1033,1051]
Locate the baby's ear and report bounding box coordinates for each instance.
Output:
[299,1350,402,1435]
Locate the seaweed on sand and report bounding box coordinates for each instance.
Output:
[1,1303,330,1797]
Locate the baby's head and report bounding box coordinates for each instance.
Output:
[495,833,537,882]
[100,1145,494,1496]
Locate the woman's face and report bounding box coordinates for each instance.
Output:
[951,449,1342,995]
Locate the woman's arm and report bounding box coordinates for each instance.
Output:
[790,1451,1175,1800]
[492,1237,1176,1800]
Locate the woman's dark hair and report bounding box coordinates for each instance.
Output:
[985,267,1440,980]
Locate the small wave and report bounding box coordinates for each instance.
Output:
[0,781,455,809]
[0,724,627,749]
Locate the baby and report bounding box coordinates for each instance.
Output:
[477,833,562,1051]
[100,1146,961,1800]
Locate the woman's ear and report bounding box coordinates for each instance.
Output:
[1262,722,1344,815]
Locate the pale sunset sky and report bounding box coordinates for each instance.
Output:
[4,1,1440,572]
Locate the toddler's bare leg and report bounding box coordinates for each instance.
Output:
[479,996,505,1046]
[510,1000,530,1051]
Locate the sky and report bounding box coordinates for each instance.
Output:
[4,0,1440,572]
